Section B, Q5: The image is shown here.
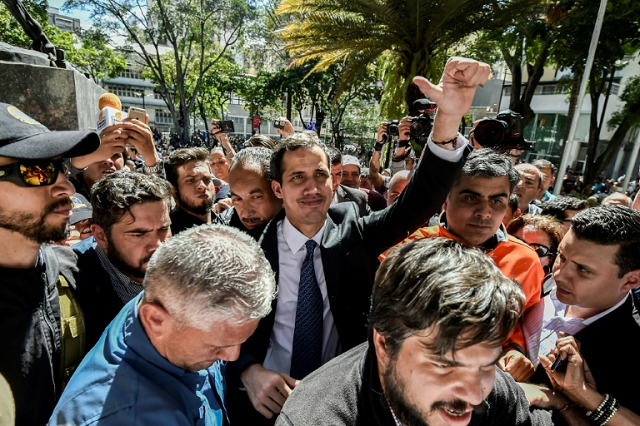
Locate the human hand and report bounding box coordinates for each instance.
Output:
[213,197,233,213]
[276,117,295,138]
[414,57,491,142]
[519,383,569,411]
[240,364,299,419]
[121,118,158,166]
[539,333,596,401]
[70,123,128,169]
[498,349,535,382]
[397,116,411,142]
[376,122,390,147]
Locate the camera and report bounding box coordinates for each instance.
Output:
[213,120,235,133]
[409,115,432,140]
[274,119,285,130]
[474,110,534,150]
[387,120,400,137]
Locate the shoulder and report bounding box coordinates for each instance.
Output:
[341,185,367,202]
[279,344,367,425]
[481,368,553,425]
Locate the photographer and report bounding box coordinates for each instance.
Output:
[210,118,236,160]
[369,117,413,195]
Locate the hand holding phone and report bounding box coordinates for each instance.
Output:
[128,107,147,122]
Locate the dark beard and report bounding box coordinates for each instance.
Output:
[383,358,485,426]
[0,197,70,243]
[106,241,148,280]
[383,360,429,426]
[177,191,212,216]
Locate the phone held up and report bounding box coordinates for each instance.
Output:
[213,120,235,133]
[274,119,285,130]
[128,107,147,122]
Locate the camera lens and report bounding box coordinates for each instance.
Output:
[474,120,508,147]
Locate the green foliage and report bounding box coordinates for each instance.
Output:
[0,0,49,48]
[1,1,127,82]
[64,0,250,141]
[276,0,537,117]
[609,76,640,129]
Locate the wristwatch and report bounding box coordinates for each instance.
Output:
[143,164,160,174]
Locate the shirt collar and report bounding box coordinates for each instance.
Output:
[549,287,630,325]
[281,217,326,254]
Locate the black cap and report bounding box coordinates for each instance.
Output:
[0,103,100,160]
[69,193,93,225]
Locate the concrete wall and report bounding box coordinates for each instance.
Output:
[0,43,104,131]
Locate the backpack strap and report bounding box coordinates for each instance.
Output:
[57,274,86,389]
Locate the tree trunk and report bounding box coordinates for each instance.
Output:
[583,76,602,185]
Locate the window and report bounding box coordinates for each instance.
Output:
[155,110,172,125]
[104,86,146,99]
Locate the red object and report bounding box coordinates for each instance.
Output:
[252,116,260,132]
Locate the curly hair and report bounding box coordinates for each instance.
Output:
[90,170,172,236]
[507,214,565,253]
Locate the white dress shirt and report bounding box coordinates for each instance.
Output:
[263,218,340,376]
[262,135,468,376]
[525,287,628,367]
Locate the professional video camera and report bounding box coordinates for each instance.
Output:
[474,109,534,150]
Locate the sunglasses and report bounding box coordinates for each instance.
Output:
[0,159,67,187]
[529,243,555,258]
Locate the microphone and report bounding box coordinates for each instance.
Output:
[96,93,127,133]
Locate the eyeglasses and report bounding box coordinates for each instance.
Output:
[0,159,67,187]
[529,243,555,258]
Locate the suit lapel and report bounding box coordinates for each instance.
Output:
[320,214,341,303]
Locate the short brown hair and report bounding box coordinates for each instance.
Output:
[163,147,210,188]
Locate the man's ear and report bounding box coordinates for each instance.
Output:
[91,224,108,249]
[621,269,640,292]
[138,301,171,342]
[373,329,391,366]
[271,180,284,200]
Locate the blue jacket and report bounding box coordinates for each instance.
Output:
[49,293,229,426]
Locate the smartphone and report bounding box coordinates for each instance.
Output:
[128,107,147,121]
[216,120,235,133]
[274,119,285,130]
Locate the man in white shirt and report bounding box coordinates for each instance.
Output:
[225,57,493,425]
[522,204,640,421]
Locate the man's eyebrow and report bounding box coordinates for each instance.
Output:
[125,228,151,234]
[458,189,508,199]
[430,353,502,368]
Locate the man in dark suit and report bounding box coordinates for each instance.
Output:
[522,204,640,423]
[326,145,371,217]
[226,57,492,425]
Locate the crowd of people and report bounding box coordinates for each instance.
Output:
[1,56,640,426]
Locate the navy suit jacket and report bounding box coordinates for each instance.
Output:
[229,147,467,379]
[530,293,640,415]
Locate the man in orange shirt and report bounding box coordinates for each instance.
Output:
[381,148,543,382]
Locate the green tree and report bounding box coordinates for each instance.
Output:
[276,0,536,117]
[549,0,640,184]
[1,1,126,81]
[463,1,562,127]
[66,28,127,83]
[65,0,250,143]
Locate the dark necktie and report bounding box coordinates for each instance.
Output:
[290,239,323,379]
